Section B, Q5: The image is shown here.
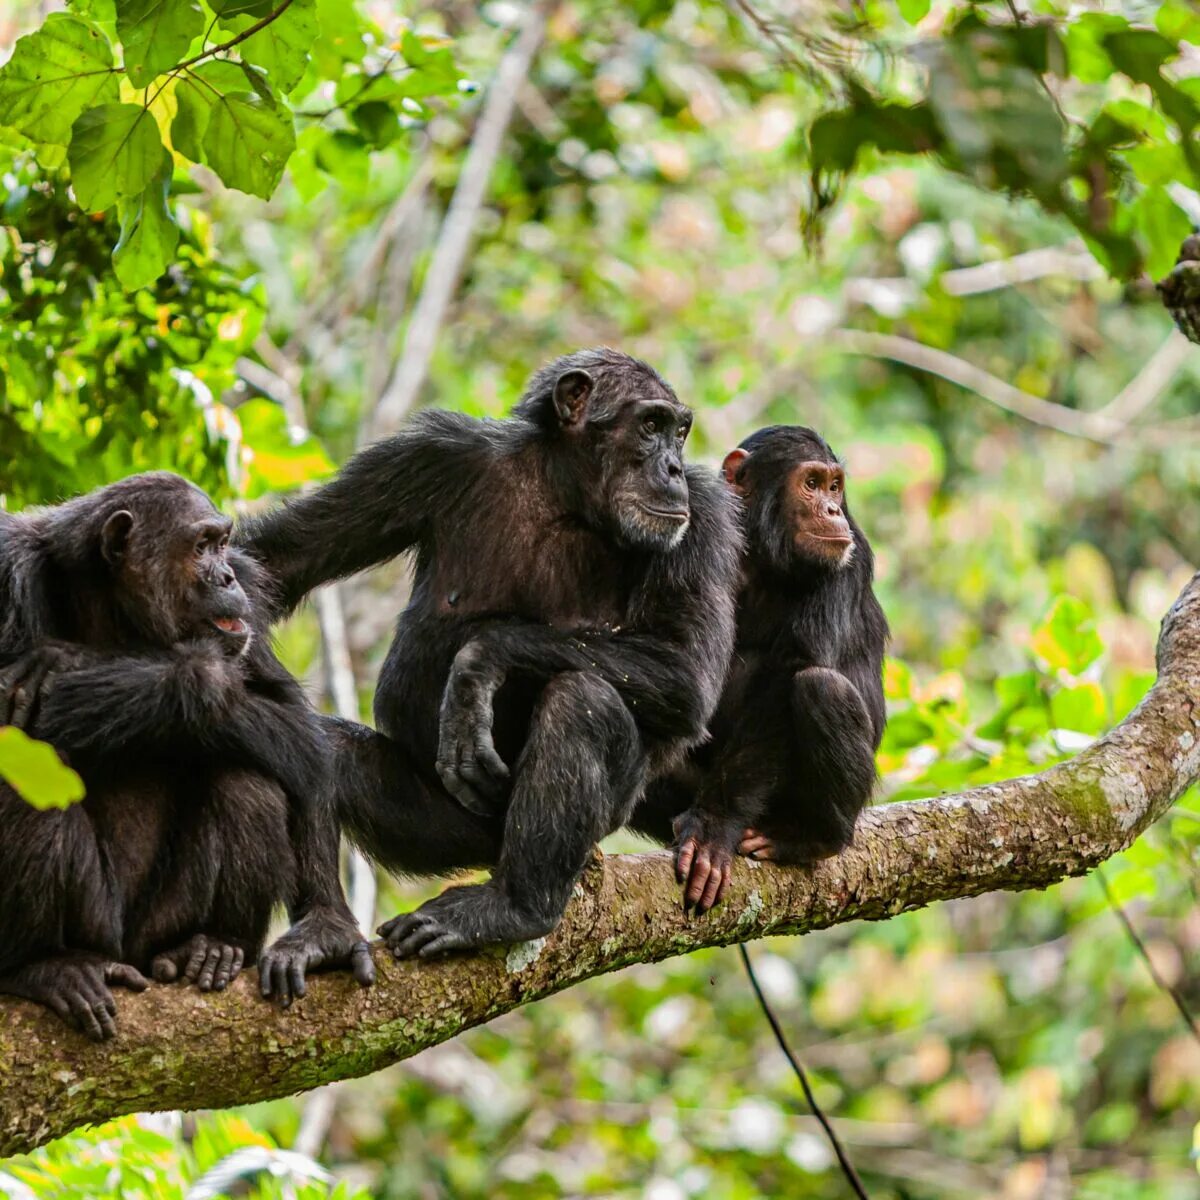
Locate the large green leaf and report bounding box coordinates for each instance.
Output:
[68,101,165,211]
[171,60,252,161]
[113,157,179,289]
[0,727,85,810]
[202,91,295,198]
[221,0,318,94]
[116,0,205,88]
[0,13,118,146]
[1031,596,1104,677]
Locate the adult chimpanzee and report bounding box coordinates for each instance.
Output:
[0,473,372,1039]
[631,425,888,912]
[239,348,739,964]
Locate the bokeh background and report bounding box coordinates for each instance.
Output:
[2,0,1200,1196]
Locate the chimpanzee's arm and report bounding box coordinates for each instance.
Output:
[236,411,491,618]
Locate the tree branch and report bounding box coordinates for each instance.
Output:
[1,571,1197,1155]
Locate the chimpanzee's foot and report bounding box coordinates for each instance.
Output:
[738,828,848,864]
[378,882,557,959]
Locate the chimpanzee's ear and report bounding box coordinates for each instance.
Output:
[721,448,751,494]
[101,510,135,567]
[552,369,593,427]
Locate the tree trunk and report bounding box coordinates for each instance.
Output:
[2,571,1197,1157]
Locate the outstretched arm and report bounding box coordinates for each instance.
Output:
[236,410,490,617]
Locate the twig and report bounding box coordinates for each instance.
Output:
[1096,868,1200,1046]
[828,329,1125,442]
[370,2,552,439]
[1093,329,1195,425]
[739,944,870,1199]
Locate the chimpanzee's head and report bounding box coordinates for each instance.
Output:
[56,473,253,654]
[514,348,693,552]
[722,426,858,576]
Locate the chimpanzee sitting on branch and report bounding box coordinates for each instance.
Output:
[631,425,888,912]
[0,473,372,1039]
[240,349,740,971]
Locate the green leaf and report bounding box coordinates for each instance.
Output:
[238,396,335,496]
[223,0,317,94]
[209,0,275,15]
[171,60,251,161]
[897,0,931,25]
[1050,682,1107,736]
[202,91,295,198]
[116,0,204,88]
[1030,596,1104,677]
[0,13,119,146]
[0,726,85,810]
[1103,29,1177,83]
[68,101,164,211]
[113,158,178,289]
[1132,184,1193,279]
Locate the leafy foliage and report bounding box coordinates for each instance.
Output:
[0,727,85,810]
[0,0,470,287]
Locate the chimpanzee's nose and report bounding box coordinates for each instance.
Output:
[668,461,682,479]
[824,499,841,518]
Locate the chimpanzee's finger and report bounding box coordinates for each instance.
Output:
[107,963,150,992]
[697,860,726,913]
[675,838,697,884]
[684,851,713,910]
[183,938,209,983]
[151,952,180,982]
[351,942,375,987]
[287,961,307,1003]
[738,833,772,857]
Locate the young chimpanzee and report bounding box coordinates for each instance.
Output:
[0,473,372,1039]
[631,425,888,912]
[239,349,740,968]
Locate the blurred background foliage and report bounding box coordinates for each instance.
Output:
[2,0,1200,1196]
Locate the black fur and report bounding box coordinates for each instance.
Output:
[0,473,370,1037]
[631,425,888,911]
[240,349,740,957]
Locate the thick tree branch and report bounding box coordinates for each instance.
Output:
[1,572,1198,1156]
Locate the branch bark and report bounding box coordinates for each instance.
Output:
[2,571,1198,1157]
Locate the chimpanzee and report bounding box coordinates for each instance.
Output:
[0,473,372,1039]
[239,349,740,966]
[631,425,888,912]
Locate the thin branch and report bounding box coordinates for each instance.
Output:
[1096,868,1200,1046]
[1,571,1197,1156]
[829,326,1194,438]
[370,3,551,439]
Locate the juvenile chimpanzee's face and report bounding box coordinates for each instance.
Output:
[723,433,855,575]
[103,486,253,654]
[551,366,694,552]
[781,460,854,568]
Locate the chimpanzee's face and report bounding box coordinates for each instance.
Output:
[781,459,854,569]
[602,394,693,552]
[105,486,253,655]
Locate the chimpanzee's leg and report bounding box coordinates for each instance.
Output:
[380,671,643,958]
[144,769,293,993]
[740,666,875,863]
[327,718,504,875]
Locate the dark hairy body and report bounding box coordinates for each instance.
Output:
[0,473,371,1037]
[240,349,740,957]
[631,425,888,911]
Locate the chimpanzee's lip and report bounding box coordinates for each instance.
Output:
[211,616,250,636]
[811,533,853,544]
[640,504,690,523]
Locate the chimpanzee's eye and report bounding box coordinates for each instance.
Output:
[195,540,207,557]
[643,418,660,435]
[806,475,820,489]
[677,424,689,442]
[219,534,230,550]
[830,479,841,493]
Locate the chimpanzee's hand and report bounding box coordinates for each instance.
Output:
[0,953,149,1041]
[0,642,88,730]
[738,828,846,865]
[152,934,248,993]
[436,643,510,816]
[258,906,375,1009]
[672,807,742,914]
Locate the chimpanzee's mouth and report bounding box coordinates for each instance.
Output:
[639,504,690,523]
[211,617,249,636]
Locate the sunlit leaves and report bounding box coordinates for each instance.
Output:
[0,14,118,145]
[68,102,164,211]
[1031,596,1104,677]
[0,727,85,810]
[171,60,252,161]
[113,160,179,288]
[202,91,295,198]
[220,0,317,94]
[115,0,204,88]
